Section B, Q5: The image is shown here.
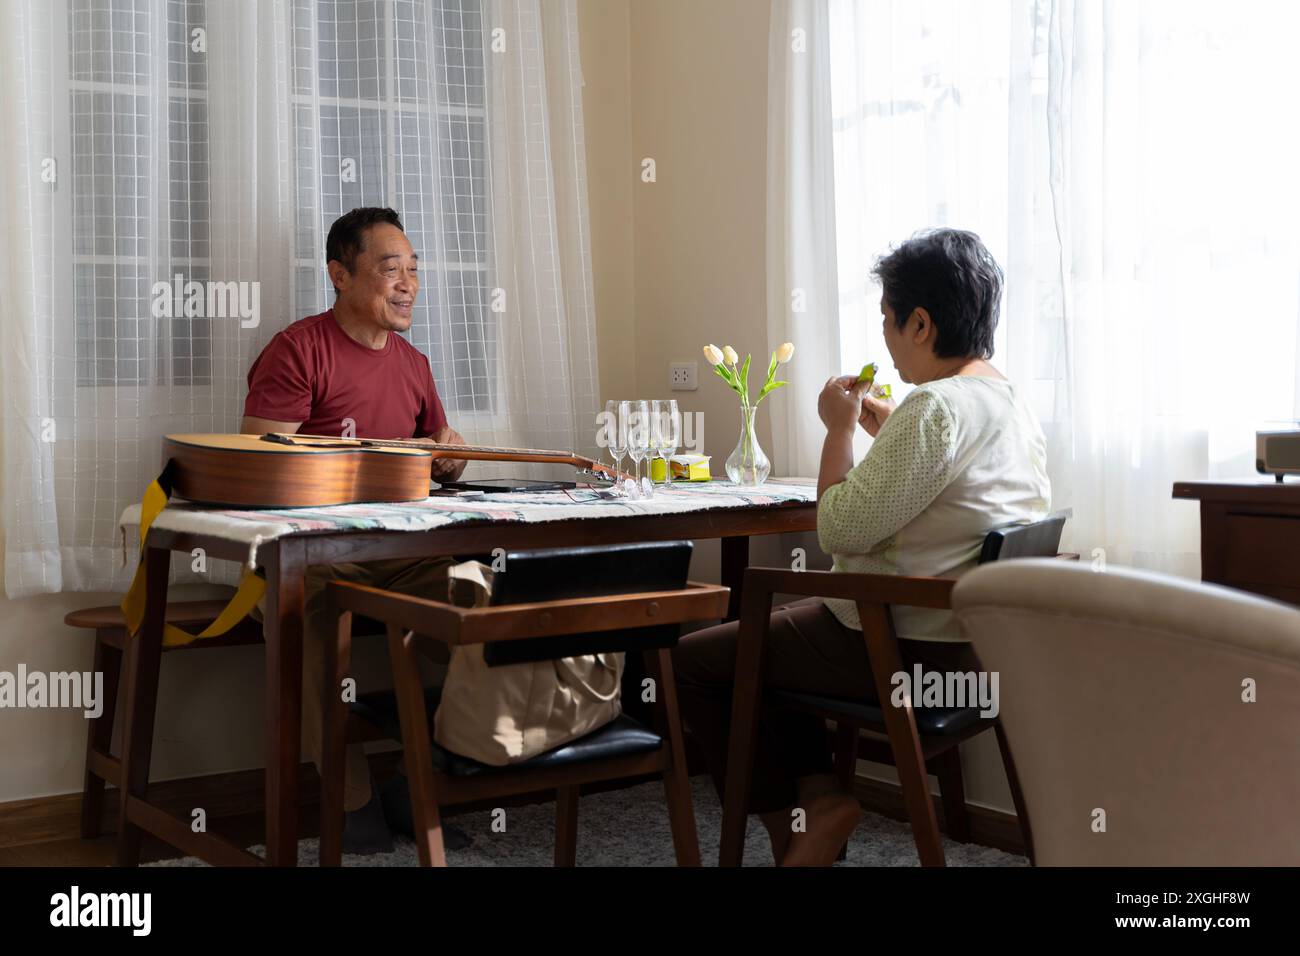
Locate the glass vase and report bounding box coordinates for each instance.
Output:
[725,404,770,486]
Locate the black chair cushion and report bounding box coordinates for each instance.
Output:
[483,540,694,666]
[769,688,984,736]
[488,540,693,605]
[439,713,662,777]
[978,512,1068,564]
[351,689,662,777]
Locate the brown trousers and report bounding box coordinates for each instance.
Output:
[671,598,979,815]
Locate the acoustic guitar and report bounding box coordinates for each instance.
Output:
[161,433,627,508]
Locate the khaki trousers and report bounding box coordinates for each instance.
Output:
[258,557,466,812]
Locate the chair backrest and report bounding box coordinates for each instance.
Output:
[482,540,693,666]
[953,559,1300,865]
[977,512,1068,564]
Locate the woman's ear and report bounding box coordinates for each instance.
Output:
[911,306,933,346]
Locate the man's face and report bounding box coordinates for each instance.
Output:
[334,223,419,332]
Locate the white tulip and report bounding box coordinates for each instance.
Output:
[723,345,739,366]
[703,344,724,366]
[776,342,795,363]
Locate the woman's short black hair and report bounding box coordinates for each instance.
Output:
[326,207,404,292]
[871,228,1003,360]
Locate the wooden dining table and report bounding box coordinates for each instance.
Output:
[117,485,817,866]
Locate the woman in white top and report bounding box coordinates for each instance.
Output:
[673,229,1051,866]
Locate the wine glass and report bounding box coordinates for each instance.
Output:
[626,400,652,499]
[605,400,627,491]
[651,399,680,485]
[617,400,639,497]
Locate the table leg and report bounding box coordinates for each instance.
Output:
[319,607,351,867]
[720,535,750,621]
[263,539,306,867]
[719,581,771,866]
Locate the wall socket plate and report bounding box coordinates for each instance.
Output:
[670,361,698,391]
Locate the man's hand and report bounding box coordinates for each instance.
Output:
[427,425,468,482]
[240,415,302,437]
[818,376,872,434]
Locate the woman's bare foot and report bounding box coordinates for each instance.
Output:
[780,789,861,867]
[759,808,793,865]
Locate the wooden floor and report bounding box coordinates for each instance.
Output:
[1,778,1023,867]
[0,810,301,867]
[0,760,671,867]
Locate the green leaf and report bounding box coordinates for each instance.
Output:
[765,352,778,385]
[757,379,788,402]
[714,363,745,398]
[740,353,751,399]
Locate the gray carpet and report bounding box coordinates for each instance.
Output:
[148,776,1026,867]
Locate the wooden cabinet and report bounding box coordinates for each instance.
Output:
[1173,479,1300,607]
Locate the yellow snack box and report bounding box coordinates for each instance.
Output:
[650,455,711,482]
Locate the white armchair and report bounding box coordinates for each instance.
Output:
[953,559,1300,866]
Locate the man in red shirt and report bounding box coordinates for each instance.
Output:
[242,207,467,472]
[242,207,470,854]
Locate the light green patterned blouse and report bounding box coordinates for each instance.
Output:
[817,375,1051,641]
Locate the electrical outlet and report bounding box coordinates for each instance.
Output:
[670,361,698,391]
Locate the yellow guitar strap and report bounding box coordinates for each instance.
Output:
[121,461,266,648]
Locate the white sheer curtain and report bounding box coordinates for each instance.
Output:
[1025,0,1300,573]
[0,0,599,598]
[766,0,840,477]
[774,0,1300,575]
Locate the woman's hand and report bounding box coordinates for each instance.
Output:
[822,375,897,437]
[856,392,896,438]
[818,376,871,434]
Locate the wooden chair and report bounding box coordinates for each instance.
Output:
[719,514,1071,867]
[64,597,263,840]
[321,540,729,867]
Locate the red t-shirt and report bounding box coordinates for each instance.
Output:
[243,310,449,439]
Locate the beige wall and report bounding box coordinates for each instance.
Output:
[0,562,266,804]
[581,0,785,591]
[577,0,636,408]
[582,0,776,465]
[1,0,1011,816]
[627,0,773,468]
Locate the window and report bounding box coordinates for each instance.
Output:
[69,0,210,388]
[66,0,496,412]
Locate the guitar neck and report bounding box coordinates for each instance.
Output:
[273,433,630,480]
